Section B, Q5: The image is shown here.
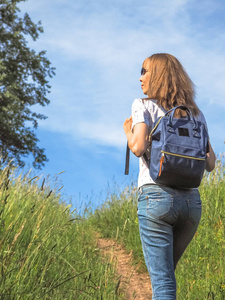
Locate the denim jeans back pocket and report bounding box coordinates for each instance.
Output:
[146,191,176,223]
[187,198,202,225]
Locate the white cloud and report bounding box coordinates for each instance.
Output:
[20,0,225,152]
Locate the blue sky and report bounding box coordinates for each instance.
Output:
[18,0,225,212]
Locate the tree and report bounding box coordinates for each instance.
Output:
[0,0,55,169]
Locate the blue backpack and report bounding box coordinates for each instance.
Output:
[125,106,209,189]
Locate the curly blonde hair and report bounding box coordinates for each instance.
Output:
[143,53,200,116]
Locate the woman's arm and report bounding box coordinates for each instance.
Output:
[205,141,216,172]
[123,116,149,157]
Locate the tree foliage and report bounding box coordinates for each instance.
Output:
[0,0,55,168]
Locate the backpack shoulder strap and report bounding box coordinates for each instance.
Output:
[125,115,164,175]
[125,143,130,175]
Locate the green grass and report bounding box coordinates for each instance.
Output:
[0,166,122,299]
[90,158,225,299]
[1,157,224,299]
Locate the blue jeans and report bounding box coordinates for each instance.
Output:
[137,184,202,300]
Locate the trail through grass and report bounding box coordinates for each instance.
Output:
[1,157,224,299]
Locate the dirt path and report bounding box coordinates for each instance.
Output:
[97,237,152,300]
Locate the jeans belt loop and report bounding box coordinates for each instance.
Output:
[138,186,143,194]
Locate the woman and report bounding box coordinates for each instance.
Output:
[123,53,216,300]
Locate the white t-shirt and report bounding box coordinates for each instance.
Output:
[131,98,208,188]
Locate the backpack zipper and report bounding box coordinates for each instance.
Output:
[159,153,165,176]
[159,151,205,177]
[161,150,206,161]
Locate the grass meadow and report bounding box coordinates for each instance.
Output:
[0,166,120,299]
[0,157,224,299]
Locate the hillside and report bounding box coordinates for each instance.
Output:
[0,158,224,299]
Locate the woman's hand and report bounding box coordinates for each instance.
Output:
[123,116,149,157]
[206,141,216,172]
[123,116,133,135]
